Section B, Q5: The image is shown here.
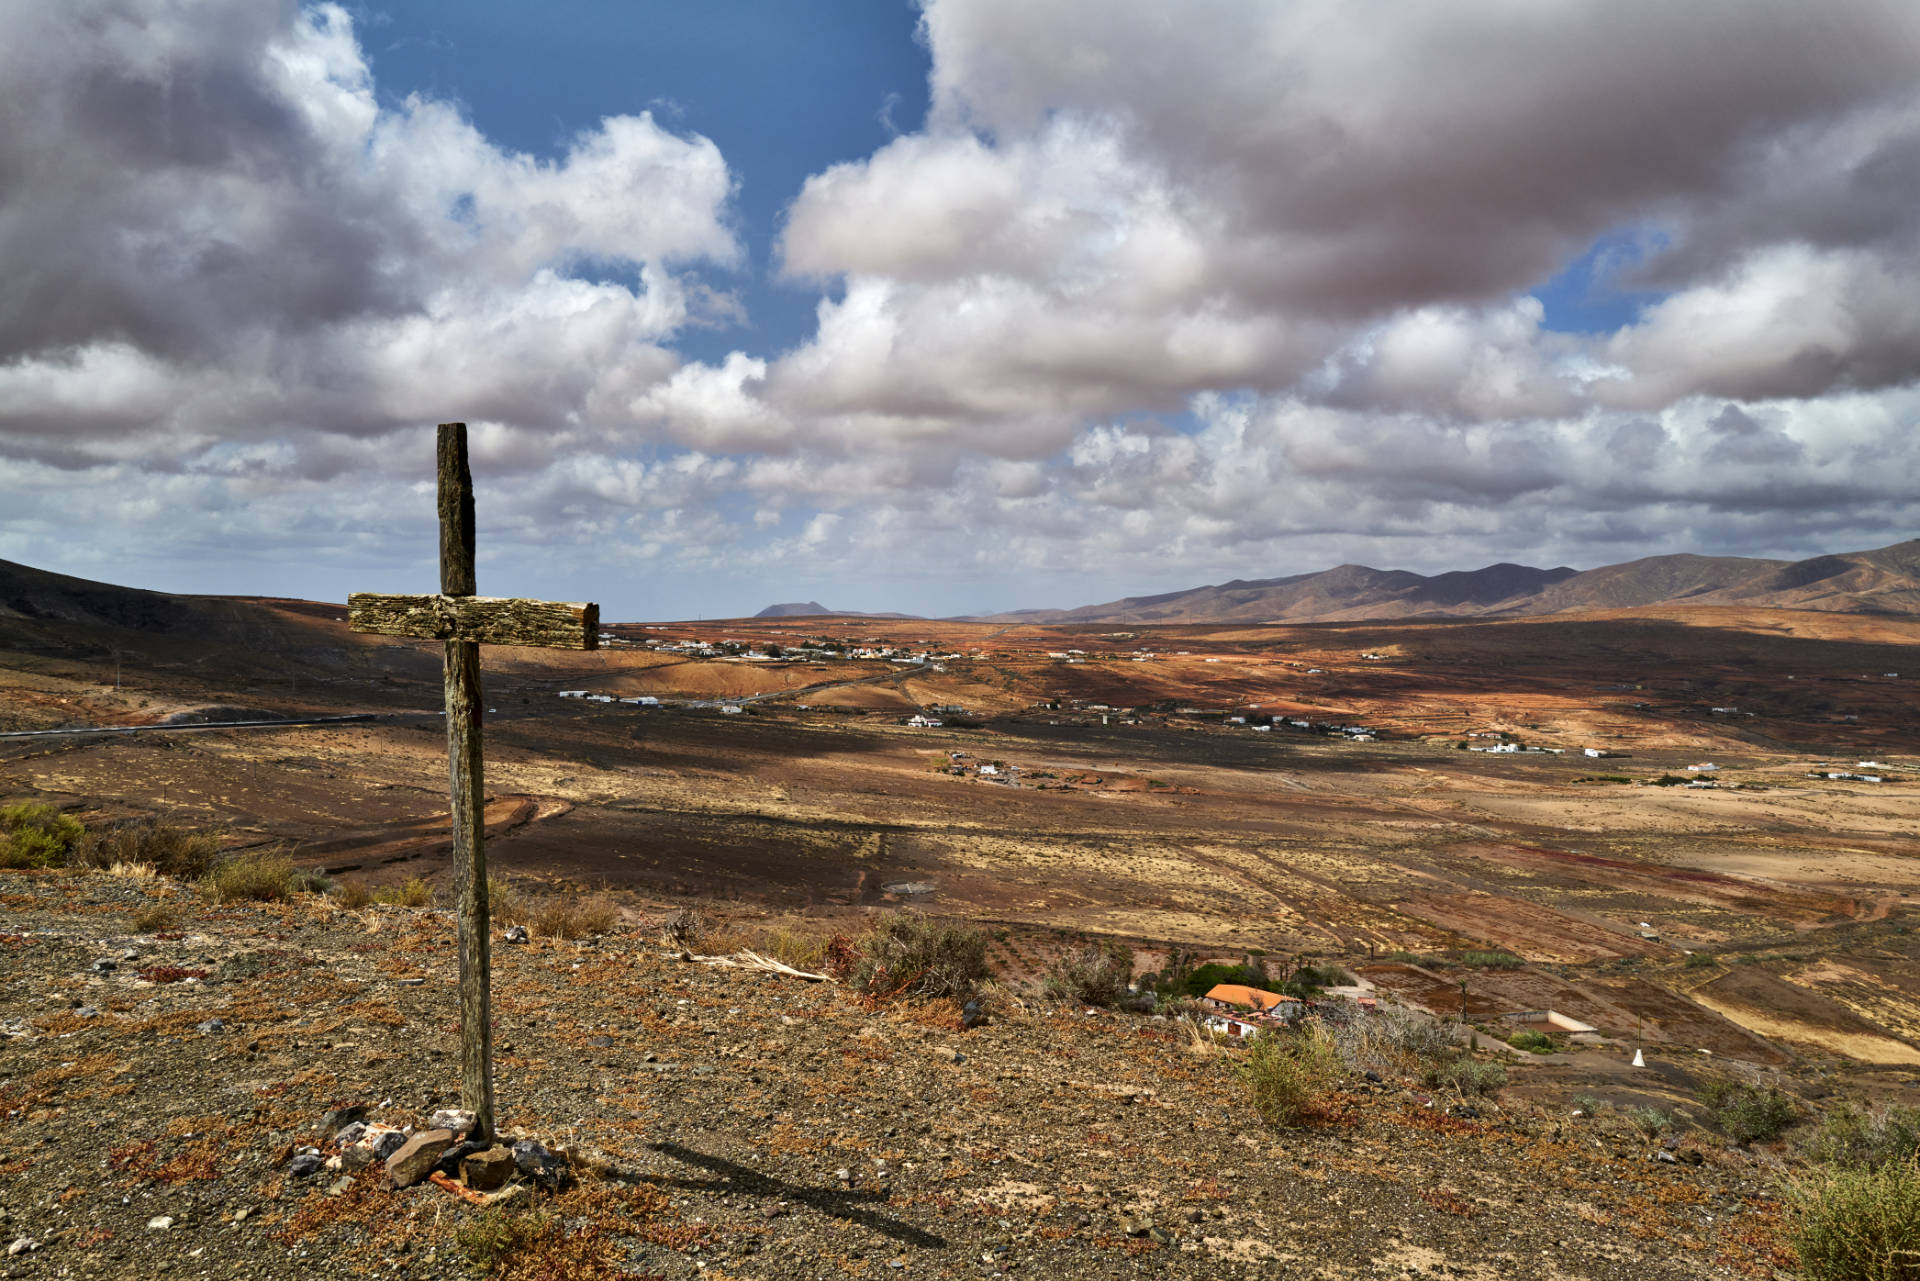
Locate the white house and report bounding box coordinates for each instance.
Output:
[1583,748,1604,758]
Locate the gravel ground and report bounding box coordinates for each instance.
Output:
[0,870,1799,1280]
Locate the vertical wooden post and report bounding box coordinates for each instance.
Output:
[439,423,494,1142]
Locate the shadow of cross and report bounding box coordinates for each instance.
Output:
[346,422,598,1144]
[648,1141,949,1251]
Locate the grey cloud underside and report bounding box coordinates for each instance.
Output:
[1,0,1918,616]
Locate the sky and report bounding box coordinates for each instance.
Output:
[2,1,1919,622]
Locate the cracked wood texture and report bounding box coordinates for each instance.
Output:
[347,593,599,650]
[439,424,494,1144]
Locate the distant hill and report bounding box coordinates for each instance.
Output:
[750,601,921,621]
[983,540,1920,624]
[0,557,435,685]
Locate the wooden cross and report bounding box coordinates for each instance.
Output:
[348,423,598,1142]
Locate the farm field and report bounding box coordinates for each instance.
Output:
[4,591,1919,1077]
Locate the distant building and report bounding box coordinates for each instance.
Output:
[1202,985,1298,1015]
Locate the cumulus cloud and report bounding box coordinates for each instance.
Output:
[3,0,1919,618]
[0,0,737,465]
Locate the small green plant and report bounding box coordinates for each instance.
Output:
[1804,1103,1920,1172]
[1175,959,1279,999]
[0,803,85,869]
[1240,1025,1343,1128]
[851,912,990,1001]
[1787,1158,1920,1281]
[1625,1105,1673,1138]
[1572,1092,1605,1114]
[1508,1029,1555,1053]
[1459,951,1525,970]
[1702,1080,1799,1144]
[1044,940,1135,1006]
[1683,951,1718,969]
[203,849,301,903]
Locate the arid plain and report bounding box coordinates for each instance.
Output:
[4,566,1918,1081]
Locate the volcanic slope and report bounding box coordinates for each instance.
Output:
[988,539,1920,624]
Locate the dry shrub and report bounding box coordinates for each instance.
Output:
[1426,1057,1507,1097]
[1703,1080,1799,1145]
[331,878,372,910]
[532,895,619,940]
[486,874,524,925]
[75,820,221,879]
[203,849,299,903]
[1804,1103,1920,1172]
[371,877,433,908]
[1240,1024,1343,1127]
[1043,940,1135,1006]
[1788,1158,1920,1281]
[851,912,990,1001]
[661,906,708,949]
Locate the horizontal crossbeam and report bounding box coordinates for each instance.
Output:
[348,593,599,650]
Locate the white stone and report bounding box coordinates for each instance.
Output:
[147,1215,174,1231]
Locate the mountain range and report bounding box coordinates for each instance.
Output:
[981,540,1920,624]
[4,540,1919,635]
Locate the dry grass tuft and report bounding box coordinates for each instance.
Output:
[755,922,830,970]
[129,902,177,933]
[532,894,619,940]
[371,877,433,908]
[203,849,300,903]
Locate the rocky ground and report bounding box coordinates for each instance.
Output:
[0,870,1806,1281]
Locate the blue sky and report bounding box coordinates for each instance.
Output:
[361,1,934,366]
[1,0,1916,620]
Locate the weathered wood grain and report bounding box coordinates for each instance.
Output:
[439,423,476,597]
[347,593,599,650]
[445,635,493,1142]
[439,423,494,1144]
